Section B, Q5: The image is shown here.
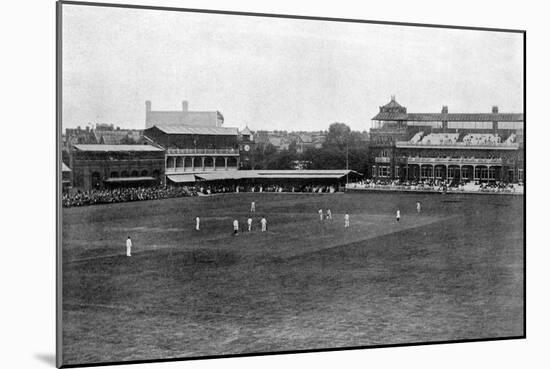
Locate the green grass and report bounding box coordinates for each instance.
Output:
[62,192,524,365]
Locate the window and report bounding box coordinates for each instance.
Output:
[378,166,389,177]
[141,170,148,177]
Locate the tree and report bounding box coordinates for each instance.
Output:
[325,122,351,149]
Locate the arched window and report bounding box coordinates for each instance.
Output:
[121,171,129,178]
[215,157,225,167]
[141,170,148,177]
[153,170,160,179]
[131,170,139,177]
[110,171,119,178]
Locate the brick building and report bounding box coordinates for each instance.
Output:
[369,97,524,183]
[69,144,166,191]
[145,100,223,129]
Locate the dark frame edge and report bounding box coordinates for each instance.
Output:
[57,0,526,34]
[522,30,526,339]
[56,0,63,367]
[59,336,526,368]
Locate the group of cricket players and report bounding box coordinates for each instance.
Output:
[125,200,423,256]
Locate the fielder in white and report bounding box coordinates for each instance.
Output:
[326,209,332,220]
[233,219,239,235]
[344,213,350,228]
[318,209,323,221]
[126,236,132,257]
[250,201,256,212]
[396,209,401,222]
[195,216,200,231]
[416,201,421,213]
[261,217,267,232]
[247,217,252,232]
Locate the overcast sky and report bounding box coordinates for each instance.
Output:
[62,4,523,132]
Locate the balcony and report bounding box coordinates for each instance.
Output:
[166,166,239,174]
[406,157,504,165]
[395,141,519,150]
[166,148,240,155]
[374,157,391,163]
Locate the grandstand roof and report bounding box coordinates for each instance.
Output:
[73,144,164,152]
[168,170,362,183]
[372,112,524,122]
[62,162,71,172]
[152,124,239,136]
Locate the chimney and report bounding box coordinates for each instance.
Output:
[441,106,448,114]
[390,95,396,102]
[182,100,189,112]
[145,100,151,112]
[492,106,499,114]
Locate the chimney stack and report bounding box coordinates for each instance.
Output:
[390,95,396,102]
[492,106,499,114]
[182,100,189,112]
[441,106,448,114]
[145,100,151,112]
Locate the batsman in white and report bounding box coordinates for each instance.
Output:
[126,236,132,257]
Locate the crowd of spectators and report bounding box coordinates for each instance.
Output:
[198,183,339,195]
[62,185,198,207]
[347,179,523,194]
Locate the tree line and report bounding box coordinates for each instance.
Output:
[244,123,370,175]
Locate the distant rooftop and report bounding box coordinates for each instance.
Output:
[373,97,523,122]
[150,124,239,136]
[73,144,163,152]
[145,100,222,128]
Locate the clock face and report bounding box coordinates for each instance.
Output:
[244,144,250,152]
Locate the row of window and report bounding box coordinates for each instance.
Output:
[167,156,239,167]
[374,165,524,181]
[90,170,161,179]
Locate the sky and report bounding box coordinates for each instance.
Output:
[62,4,524,132]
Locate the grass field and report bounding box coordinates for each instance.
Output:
[61,191,524,365]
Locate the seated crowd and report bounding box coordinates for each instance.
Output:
[62,185,198,207]
[349,178,521,193]
[198,184,339,195]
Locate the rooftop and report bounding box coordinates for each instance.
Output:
[73,144,164,152]
[373,112,524,122]
[150,124,239,136]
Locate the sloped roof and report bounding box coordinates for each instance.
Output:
[62,162,71,172]
[240,126,252,135]
[381,99,405,109]
[193,169,362,181]
[373,112,524,122]
[73,144,163,152]
[152,124,239,136]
